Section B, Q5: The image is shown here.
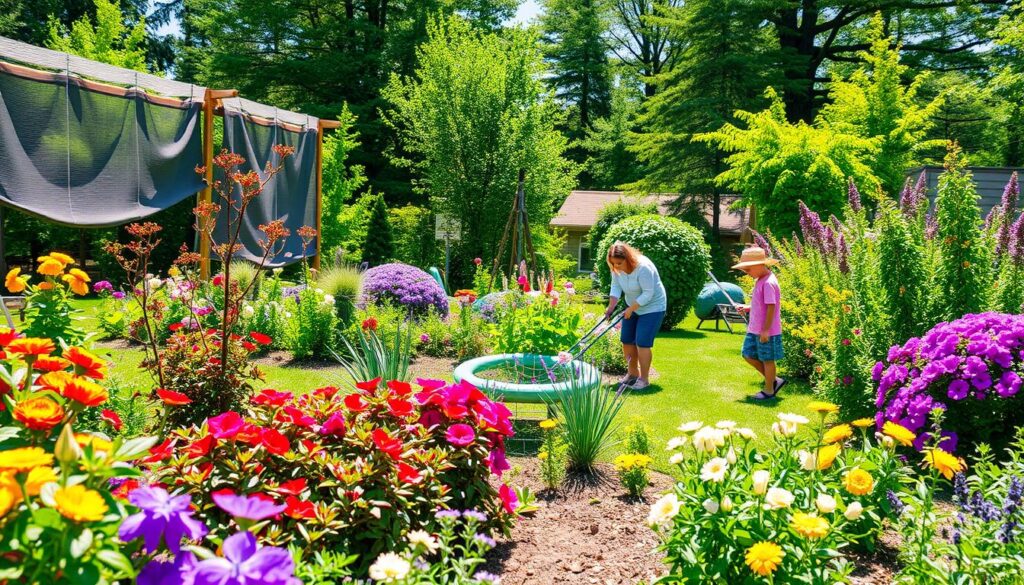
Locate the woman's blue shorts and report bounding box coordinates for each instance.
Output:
[620,311,665,348]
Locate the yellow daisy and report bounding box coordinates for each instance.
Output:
[745,541,784,576]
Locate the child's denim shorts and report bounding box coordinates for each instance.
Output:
[742,333,784,362]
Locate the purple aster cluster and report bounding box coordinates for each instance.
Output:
[899,171,929,218]
[952,473,1024,545]
[1008,214,1024,268]
[281,285,306,304]
[361,262,449,318]
[997,173,1020,258]
[874,312,1024,444]
[796,201,850,264]
[847,178,863,213]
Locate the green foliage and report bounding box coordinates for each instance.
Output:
[383,16,578,287]
[934,146,994,321]
[588,198,659,253]
[314,263,362,326]
[489,291,583,356]
[361,194,395,267]
[696,89,877,236]
[320,104,368,254]
[614,453,652,498]
[335,322,413,385]
[583,327,628,374]
[417,304,489,361]
[45,0,149,72]
[538,419,568,490]
[596,214,711,330]
[228,259,260,297]
[624,419,651,455]
[389,205,437,268]
[285,287,339,360]
[875,201,927,343]
[581,85,645,190]
[75,375,151,438]
[549,365,623,472]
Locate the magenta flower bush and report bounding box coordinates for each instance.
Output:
[875,312,1024,449]
[361,262,449,318]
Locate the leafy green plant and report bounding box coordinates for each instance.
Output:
[315,263,362,325]
[285,286,339,359]
[228,258,261,298]
[335,319,413,384]
[538,418,567,490]
[10,252,89,348]
[614,453,652,497]
[548,364,623,471]
[595,214,711,331]
[489,291,583,356]
[625,419,651,456]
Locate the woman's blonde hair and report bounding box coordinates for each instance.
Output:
[606,241,641,274]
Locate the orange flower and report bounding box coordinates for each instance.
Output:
[37,259,64,276]
[0,328,19,347]
[4,268,28,293]
[65,347,106,379]
[13,396,65,430]
[6,338,55,357]
[156,388,191,406]
[37,282,54,291]
[34,356,71,372]
[62,270,90,296]
[63,377,108,407]
[46,252,75,266]
[38,371,74,393]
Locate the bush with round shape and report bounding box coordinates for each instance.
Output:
[875,312,1024,450]
[596,214,711,330]
[361,262,449,318]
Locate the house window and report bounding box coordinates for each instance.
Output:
[578,240,592,273]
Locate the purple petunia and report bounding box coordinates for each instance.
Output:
[93,280,114,294]
[213,492,287,521]
[112,290,126,300]
[119,486,208,554]
[137,552,197,585]
[192,532,298,585]
[360,263,449,317]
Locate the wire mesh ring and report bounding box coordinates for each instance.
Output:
[453,353,602,404]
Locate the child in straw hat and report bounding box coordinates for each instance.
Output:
[733,246,787,400]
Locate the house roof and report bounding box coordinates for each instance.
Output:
[550,190,749,235]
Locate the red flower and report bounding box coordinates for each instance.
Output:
[443,402,469,419]
[168,322,184,332]
[320,412,347,436]
[208,411,245,439]
[372,429,404,460]
[499,483,518,514]
[184,434,215,458]
[387,381,413,397]
[276,478,307,496]
[141,438,175,464]
[242,341,257,352]
[157,388,192,406]
[387,398,414,418]
[260,428,291,455]
[355,378,381,394]
[397,462,422,484]
[112,478,141,500]
[474,257,482,266]
[0,328,19,347]
[416,378,447,391]
[252,389,293,407]
[235,423,264,445]
[343,393,369,412]
[278,406,316,427]
[361,317,378,332]
[250,332,272,345]
[313,386,340,399]
[101,409,122,431]
[545,280,553,294]
[212,274,224,286]
[285,496,316,520]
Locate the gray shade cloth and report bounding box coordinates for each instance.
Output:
[215,100,318,267]
[0,65,205,227]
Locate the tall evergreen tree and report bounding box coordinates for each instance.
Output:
[628,0,777,236]
[581,84,645,189]
[540,0,613,140]
[361,195,395,267]
[607,0,683,97]
[992,0,1024,166]
[46,0,149,72]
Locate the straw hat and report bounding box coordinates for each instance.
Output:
[732,246,779,269]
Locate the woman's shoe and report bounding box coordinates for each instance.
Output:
[629,379,650,390]
[620,374,638,386]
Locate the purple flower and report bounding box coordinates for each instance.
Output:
[192,532,297,585]
[847,178,863,212]
[462,510,488,523]
[473,533,496,548]
[213,492,287,521]
[93,280,114,294]
[361,263,449,317]
[947,379,969,400]
[119,486,208,554]
[192,305,213,317]
[997,173,1019,257]
[112,291,126,300]
[1010,213,1024,267]
[419,332,431,344]
[138,552,197,585]
[435,509,462,520]
[474,571,501,584]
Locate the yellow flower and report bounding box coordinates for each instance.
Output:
[807,401,839,415]
[45,252,75,266]
[75,433,113,455]
[538,451,548,461]
[54,485,108,522]
[0,475,18,517]
[851,418,874,428]
[0,447,55,473]
[4,268,28,293]
[745,541,784,576]
[882,421,916,447]
[815,444,841,470]
[923,448,966,480]
[168,266,181,277]
[844,468,875,496]
[539,419,559,430]
[24,466,57,496]
[822,424,853,444]
[37,258,65,276]
[791,512,830,539]
[62,269,90,296]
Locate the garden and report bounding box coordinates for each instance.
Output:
[5,1,1024,584]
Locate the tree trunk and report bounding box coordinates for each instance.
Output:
[775,2,821,123]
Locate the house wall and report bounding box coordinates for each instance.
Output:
[909,166,1024,217]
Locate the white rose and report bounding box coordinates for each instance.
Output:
[368,552,411,582]
[700,457,729,483]
[752,470,770,495]
[721,496,734,512]
[702,498,719,514]
[666,437,688,451]
[763,487,794,510]
[677,421,703,434]
[815,493,837,514]
[669,453,684,465]
[844,501,864,521]
[648,493,682,527]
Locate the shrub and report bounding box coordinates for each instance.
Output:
[615,453,652,498]
[146,378,517,573]
[588,199,659,256]
[418,304,490,361]
[875,312,1024,449]
[489,290,583,356]
[624,419,651,456]
[315,263,362,325]
[6,251,89,348]
[361,263,449,318]
[653,406,907,583]
[583,322,628,374]
[596,214,711,331]
[362,194,395,267]
[91,280,134,340]
[284,286,339,359]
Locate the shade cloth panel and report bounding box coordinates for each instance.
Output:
[0,67,205,227]
[214,107,318,267]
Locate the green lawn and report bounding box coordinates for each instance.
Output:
[62,298,813,475]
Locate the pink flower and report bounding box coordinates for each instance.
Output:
[419,409,443,429]
[319,412,347,436]
[487,447,510,477]
[208,412,245,439]
[446,423,476,447]
[842,338,851,346]
[498,484,518,514]
[474,258,482,266]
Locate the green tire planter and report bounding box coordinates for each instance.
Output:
[453,353,602,404]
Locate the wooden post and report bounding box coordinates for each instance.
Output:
[314,120,341,272]
[198,89,237,280]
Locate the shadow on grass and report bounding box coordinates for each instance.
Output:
[735,378,813,407]
[612,382,662,396]
[658,328,709,341]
